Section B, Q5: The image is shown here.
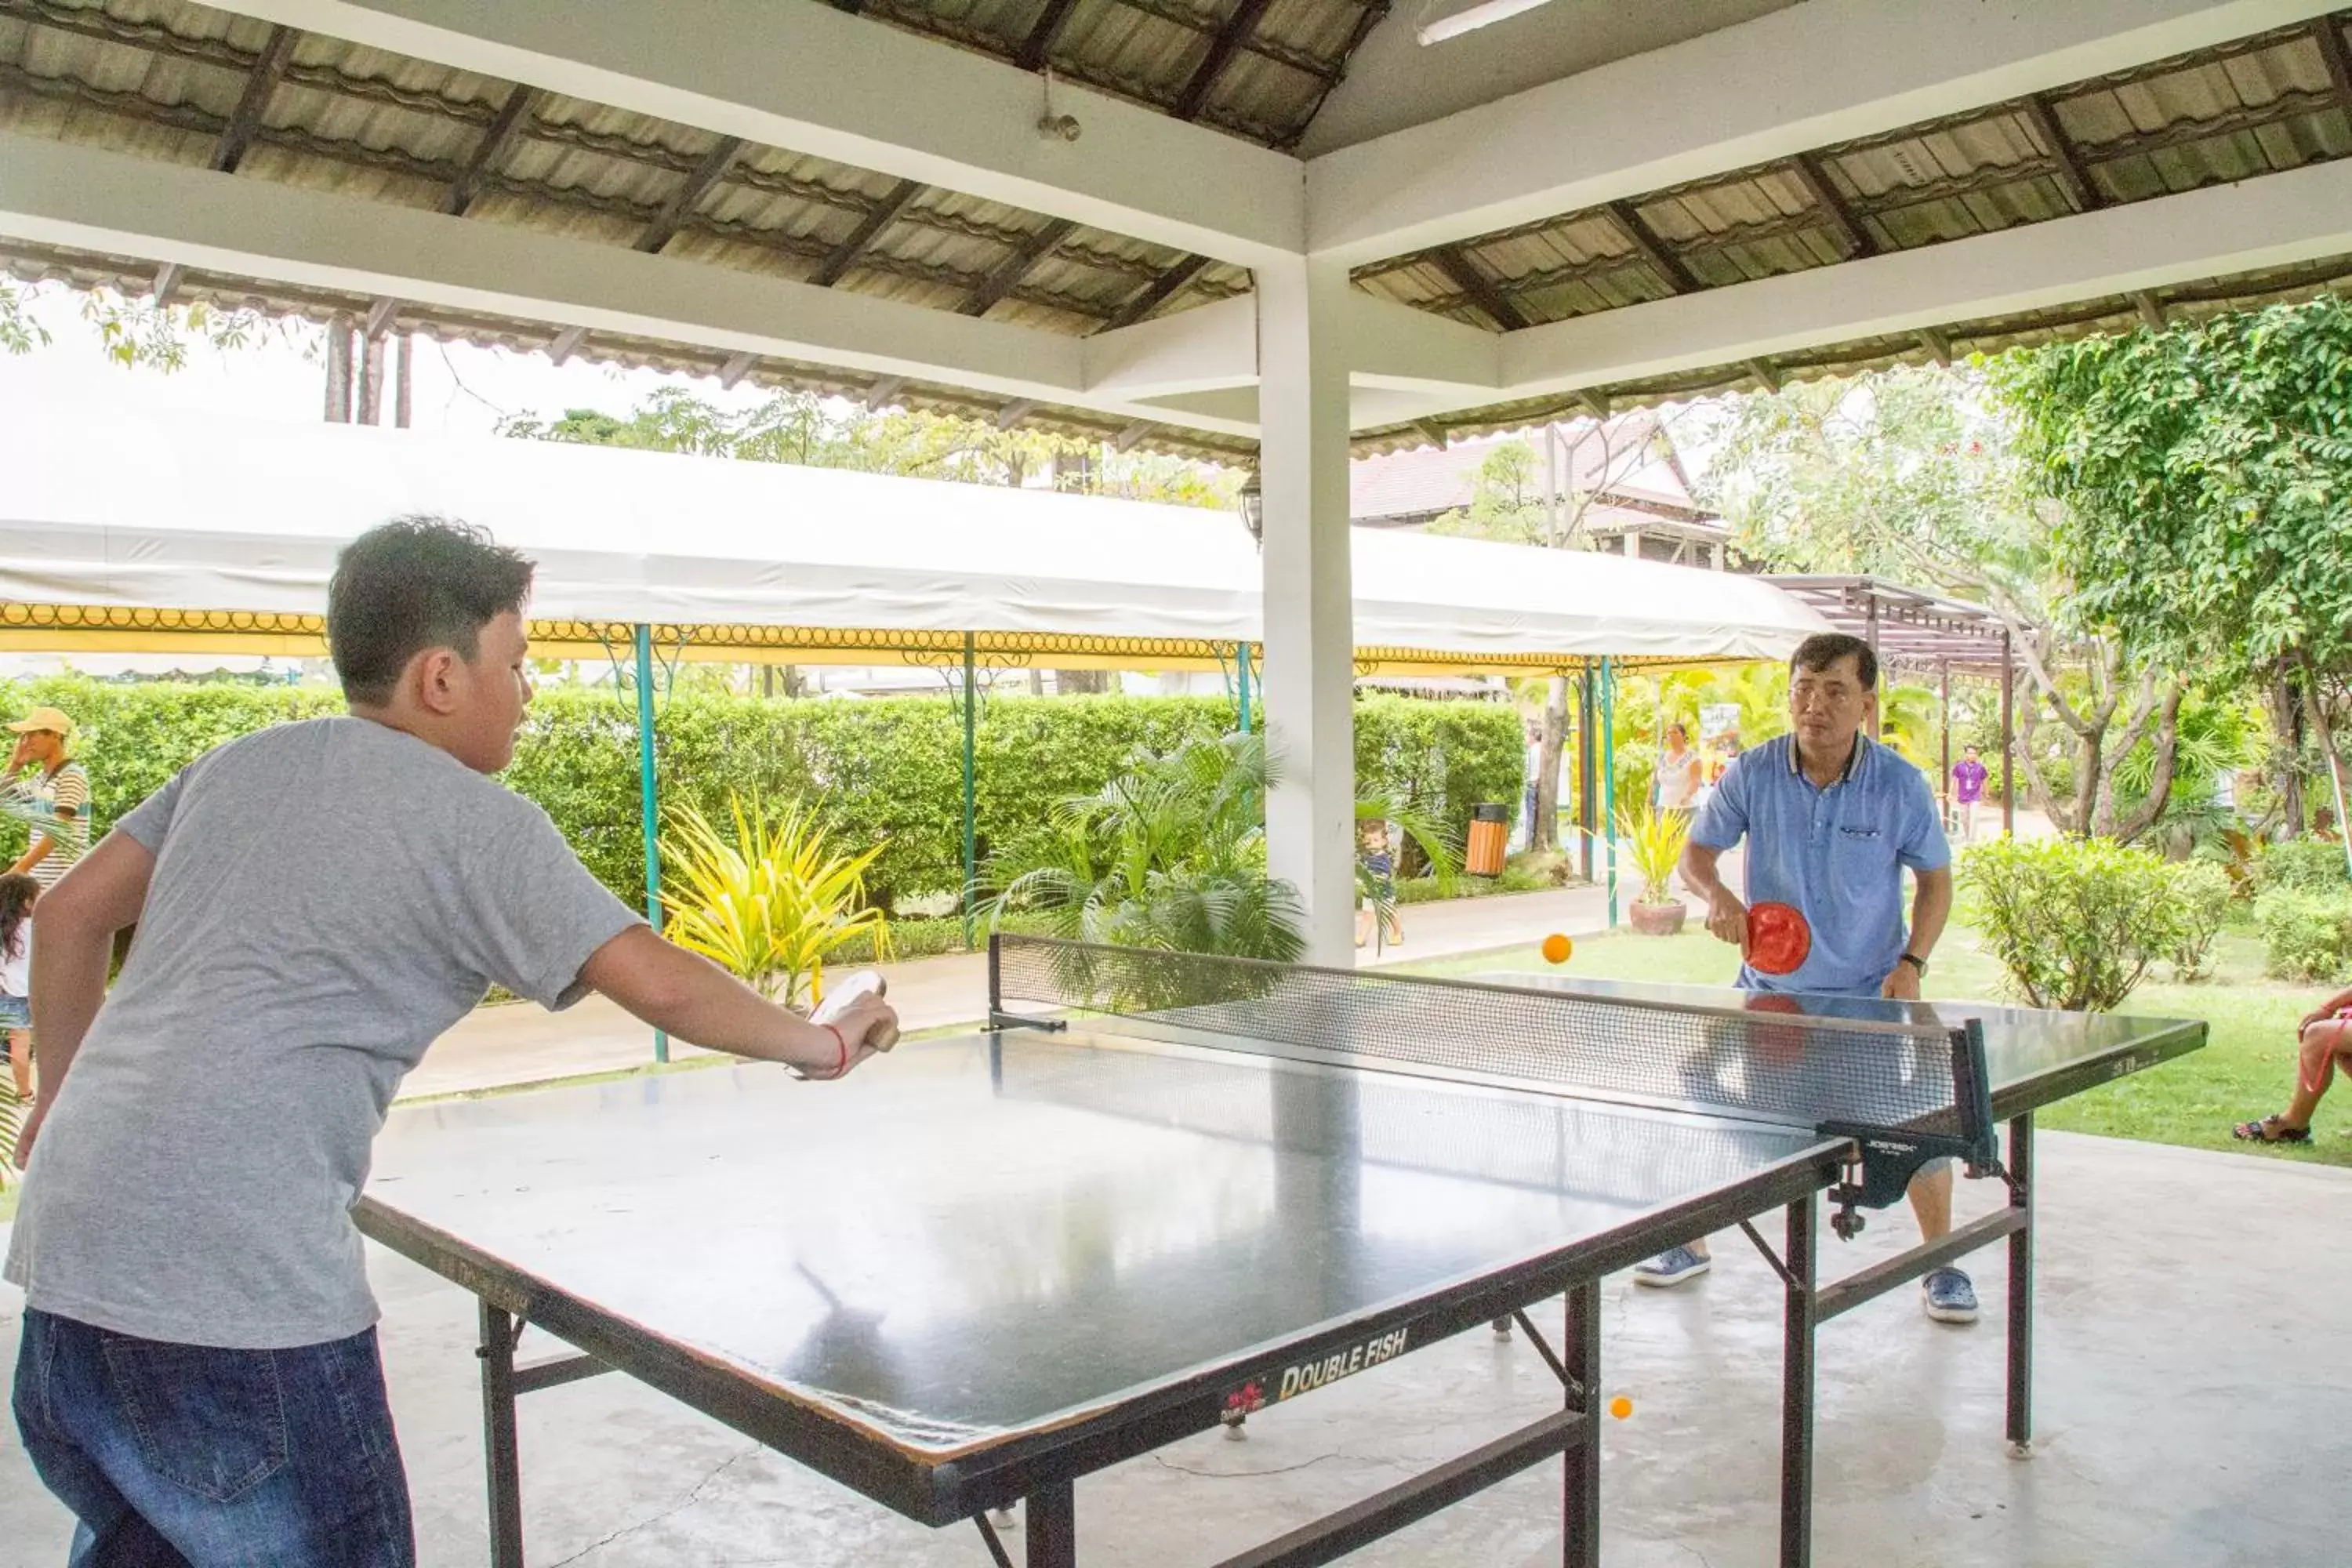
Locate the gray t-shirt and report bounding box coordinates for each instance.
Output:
[5,717,641,1347]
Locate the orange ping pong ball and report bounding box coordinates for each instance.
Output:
[1608,1396,1633,1420]
[1541,933,1573,965]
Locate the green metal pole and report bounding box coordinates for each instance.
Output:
[633,623,667,1064]
[1236,641,1253,735]
[1577,667,1598,884]
[961,632,978,951]
[1602,657,1618,930]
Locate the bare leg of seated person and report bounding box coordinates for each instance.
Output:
[2236,1017,2352,1142]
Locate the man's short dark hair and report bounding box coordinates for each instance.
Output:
[1789,632,1878,691]
[328,517,535,706]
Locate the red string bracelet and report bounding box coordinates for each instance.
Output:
[822,1023,848,1077]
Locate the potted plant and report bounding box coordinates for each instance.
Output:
[661,793,893,1011]
[1617,801,1692,936]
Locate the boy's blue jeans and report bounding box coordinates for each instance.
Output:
[13,1308,415,1566]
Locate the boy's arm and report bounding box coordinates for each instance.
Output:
[15,833,153,1166]
[579,926,891,1078]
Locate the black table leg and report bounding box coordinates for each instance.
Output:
[1780,1194,1816,1568]
[1563,1280,1599,1568]
[1027,1479,1076,1568]
[2007,1112,2034,1457]
[477,1301,526,1568]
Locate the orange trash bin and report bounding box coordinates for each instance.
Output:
[1465,803,1509,877]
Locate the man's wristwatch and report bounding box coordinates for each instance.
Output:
[1898,953,1929,977]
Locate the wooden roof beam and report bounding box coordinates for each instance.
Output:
[637,136,746,254]
[1016,0,1084,71]
[960,217,1076,318]
[1101,254,1210,332]
[362,296,399,339]
[1606,201,1697,294]
[442,85,539,217]
[1787,152,1876,260]
[865,375,906,409]
[813,178,924,288]
[1917,326,1953,366]
[996,397,1037,430]
[210,25,297,175]
[150,262,183,305]
[1428,246,1526,332]
[546,325,588,365]
[717,350,757,388]
[2314,15,2352,115]
[2018,93,2100,212]
[1173,0,1273,122]
[2132,290,2167,332]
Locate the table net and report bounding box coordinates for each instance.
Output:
[990,935,1977,1141]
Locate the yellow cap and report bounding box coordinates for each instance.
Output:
[7,707,74,738]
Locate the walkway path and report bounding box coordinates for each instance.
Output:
[399,868,1708,1102]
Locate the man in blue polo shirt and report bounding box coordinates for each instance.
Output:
[1632,633,1972,1323]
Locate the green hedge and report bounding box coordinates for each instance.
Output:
[2252,887,2352,982]
[0,677,1522,913]
[2252,839,2350,896]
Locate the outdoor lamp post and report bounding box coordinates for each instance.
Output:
[1237,470,1263,547]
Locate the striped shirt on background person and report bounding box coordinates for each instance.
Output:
[17,760,91,891]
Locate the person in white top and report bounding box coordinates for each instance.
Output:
[1655,723,1702,813]
[0,872,34,1102]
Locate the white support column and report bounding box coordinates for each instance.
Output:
[1256,258,1357,967]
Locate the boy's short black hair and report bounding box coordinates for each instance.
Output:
[328,517,535,706]
[1789,632,1878,691]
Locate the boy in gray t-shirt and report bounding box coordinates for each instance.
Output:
[7,518,896,1566]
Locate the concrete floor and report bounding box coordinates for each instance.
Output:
[5,1130,2343,1567]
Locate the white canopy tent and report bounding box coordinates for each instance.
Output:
[0,412,1828,667]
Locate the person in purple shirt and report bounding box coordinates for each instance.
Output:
[1951,743,1990,842]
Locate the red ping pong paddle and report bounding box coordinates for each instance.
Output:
[1743,991,1808,1063]
[1744,901,1812,976]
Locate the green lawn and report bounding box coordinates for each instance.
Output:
[1396,924,2350,1168]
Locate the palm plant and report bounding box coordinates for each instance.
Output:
[661,794,892,1011]
[984,732,1305,960]
[1614,800,1691,906]
[0,1078,21,1189]
[984,731,1462,963]
[1873,682,1945,771]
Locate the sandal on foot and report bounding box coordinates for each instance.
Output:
[2232,1116,2312,1144]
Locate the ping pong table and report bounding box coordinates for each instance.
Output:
[357,935,2203,1568]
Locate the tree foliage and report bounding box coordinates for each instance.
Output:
[0,280,278,371]
[500,384,1239,507]
[1701,365,2189,843]
[1993,298,2352,688]
[1704,365,2042,597]
[1994,299,2352,840]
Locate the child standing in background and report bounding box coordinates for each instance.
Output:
[1356,819,1403,949]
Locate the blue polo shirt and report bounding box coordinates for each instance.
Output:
[1690,732,1951,997]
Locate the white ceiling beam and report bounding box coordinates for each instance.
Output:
[1081,294,1258,400]
[225,0,1305,267]
[0,132,1255,438]
[1305,0,2342,264]
[1343,290,1500,394]
[1471,155,2352,417]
